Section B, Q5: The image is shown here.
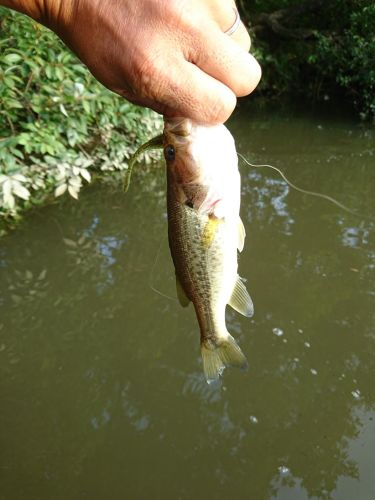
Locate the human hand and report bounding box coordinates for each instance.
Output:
[4,0,261,124]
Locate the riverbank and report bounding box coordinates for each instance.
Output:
[0,9,162,235]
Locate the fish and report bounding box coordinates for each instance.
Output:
[163,117,253,383]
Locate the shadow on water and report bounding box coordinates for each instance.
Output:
[0,105,374,500]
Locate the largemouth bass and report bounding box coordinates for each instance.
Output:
[163,117,253,383]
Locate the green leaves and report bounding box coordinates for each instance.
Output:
[242,0,374,121]
[0,174,30,210]
[312,2,375,119]
[2,53,22,65]
[53,156,93,200]
[0,8,162,221]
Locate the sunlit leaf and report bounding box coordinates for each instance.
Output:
[2,179,12,198]
[68,185,79,199]
[74,82,84,95]
[69,176,81,188]
[80,168,91,183]
[12,182,30,200]
[82,100,91,114]
[3,191,15,209]
[3,53,22,64]
[59,103,68,117]
[54,183,67,197]
[55,67,64,81]
[45,65,53,79]
[12,174,28,183]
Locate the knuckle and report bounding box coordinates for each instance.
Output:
[207,94,236,124]
[132,52,165,101]
[235,55,262,97]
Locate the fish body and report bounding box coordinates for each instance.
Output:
[164,117,253,382]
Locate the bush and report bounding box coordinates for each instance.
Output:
[0,8,162,225]
[311,2,375,120]
[241,0,375,120]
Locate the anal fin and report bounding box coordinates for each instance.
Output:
[228,276,254,317]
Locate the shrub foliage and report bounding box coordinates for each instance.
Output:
[241,0,375,119]
[0,9,162,224]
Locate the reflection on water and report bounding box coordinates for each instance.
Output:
[0,105,374,500]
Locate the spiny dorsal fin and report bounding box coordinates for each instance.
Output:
[228,276,254,317]
[175,275,190,307]
[238,217,246,252]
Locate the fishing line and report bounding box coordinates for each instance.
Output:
[237,152,373,220]
[149,231,177,302]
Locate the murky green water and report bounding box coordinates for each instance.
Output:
[1,105,374,500]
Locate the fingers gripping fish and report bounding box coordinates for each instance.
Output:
[127,117,254,383]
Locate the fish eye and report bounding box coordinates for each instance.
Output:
[164,144,175,161]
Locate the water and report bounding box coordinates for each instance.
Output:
[0,105,374,500]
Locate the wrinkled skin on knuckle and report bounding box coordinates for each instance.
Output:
[132,52,167,103]
[205,94,235,124]
[155,0,211,62]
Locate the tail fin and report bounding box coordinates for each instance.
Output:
[201,335,248,384]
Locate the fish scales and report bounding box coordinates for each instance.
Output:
[167,190,237,342]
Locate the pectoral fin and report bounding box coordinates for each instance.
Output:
[238,217,246,252]
[228,276,254,317]
[175,275,190,307]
